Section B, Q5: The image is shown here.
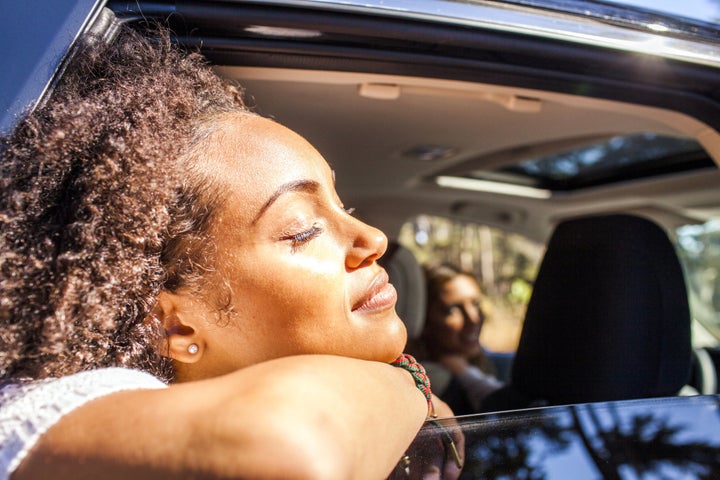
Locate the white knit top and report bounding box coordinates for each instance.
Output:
[0,368,167,479]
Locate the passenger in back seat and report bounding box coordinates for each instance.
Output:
[418,264,503,415]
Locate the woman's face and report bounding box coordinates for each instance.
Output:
[178,114,406,378]
[424,274,485,359]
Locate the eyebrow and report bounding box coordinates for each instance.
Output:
[252,179,321,225]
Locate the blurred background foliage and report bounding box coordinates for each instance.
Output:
[677,218,720,341]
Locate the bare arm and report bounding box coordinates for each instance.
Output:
[12,355,427,480]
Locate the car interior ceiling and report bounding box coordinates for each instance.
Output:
[105,4,720,406]
[224,68,720,240]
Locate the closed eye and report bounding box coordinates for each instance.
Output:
[284,224,323,252]
[442,304,462,316]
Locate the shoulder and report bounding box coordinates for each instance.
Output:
[0,368,167,479]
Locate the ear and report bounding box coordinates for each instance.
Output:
[155,290,205,364]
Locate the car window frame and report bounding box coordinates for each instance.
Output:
[0,0,105,135]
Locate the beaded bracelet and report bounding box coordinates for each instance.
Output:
[391,353,436,418]
[391,354,463,470]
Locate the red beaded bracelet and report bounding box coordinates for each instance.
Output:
[391,354,463,471]
[391,353,436,418]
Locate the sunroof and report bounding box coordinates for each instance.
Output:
[461,133,715,192]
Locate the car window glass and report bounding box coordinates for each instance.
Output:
[463,133,712,192]
[413,395,720,479]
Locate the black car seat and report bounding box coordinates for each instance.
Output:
[379,242,427,352]
[481,214,692,412]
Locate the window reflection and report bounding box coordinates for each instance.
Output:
[397,396,720,479]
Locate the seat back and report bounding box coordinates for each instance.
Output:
[379,242,427,343]
[483,214,691,410]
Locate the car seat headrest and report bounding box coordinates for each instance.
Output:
[511,214,691,404]
[380,242,427,341]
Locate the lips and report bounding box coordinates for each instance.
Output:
[352,270,398,313]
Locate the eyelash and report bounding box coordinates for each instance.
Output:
[443,300,482,316]
[286,224,323,252]
[280,206,351,252]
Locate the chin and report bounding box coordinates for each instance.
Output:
[464,346,483,358]
[344,313,408,362]
[347,347,402,364]
[368,321,408,363]
[383,325,409,362]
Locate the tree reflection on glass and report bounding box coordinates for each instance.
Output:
[571,402,720,479]
[456,412,573,479]
[392,397,720,479]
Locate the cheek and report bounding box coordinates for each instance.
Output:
[426,315,461,341]
[215,274,348,366]
[443,314,464,332]
[238,274,344,321]
[225,250,348,326]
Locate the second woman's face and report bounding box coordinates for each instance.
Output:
[186,114,407,377]
[425,275,485,359]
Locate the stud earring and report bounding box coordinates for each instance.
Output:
[187,343,199,355]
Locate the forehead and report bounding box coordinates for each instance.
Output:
[198,114,333,219]
[440,275,481,299]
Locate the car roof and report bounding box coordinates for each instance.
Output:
[582,0,720,29]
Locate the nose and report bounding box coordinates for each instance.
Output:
[344,216,388,270]
[461,302,483,326]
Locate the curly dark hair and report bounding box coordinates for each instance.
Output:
[0,24,253,381]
